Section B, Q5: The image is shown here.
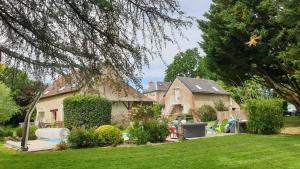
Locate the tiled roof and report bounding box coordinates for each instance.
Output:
[41,75,153,102]
[41,76,79,98]
[143,81,171,93]
[177,76,229,95]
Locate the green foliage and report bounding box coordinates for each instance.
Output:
[143,120,170,143]
[0,126,14,137]
[94,125,123,146]
[0,67,43,127]
[16,126,37,140]
[197,105,217,122]
[213,99,229,111]
[128,104,169,144]
[0,83,19,123]
[220,119,229,133]
[63,95,112,129]
[129,105,155,122]
[151,103,164,118]
[245,99,284,134]
[217,78,277,105]
[0,127,4,137]
[67,127,98,148]
[164,48,218,82]
[199,0,300,110]
[127,124,149,145]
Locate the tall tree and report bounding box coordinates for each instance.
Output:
[198,0,300,110]
[217,77,278,104]
[0,66,43,126]
[0,0,190,87]
[164,48,218,82]
[0,82,18,123]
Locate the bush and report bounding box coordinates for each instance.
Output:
[128,105,155,122]
[0,127,4,137]
[220,119,229,132]
[214,99,229,111]
[143,120,169,143]
[4,129,13,137]
[55,142,68,151]
[197,105,217,122]
[67,127,98,148]
[94,125,123,146]
[127,124,149,145]
[16,126,37,140]
[245,99,284,134]
[64,95,112,129]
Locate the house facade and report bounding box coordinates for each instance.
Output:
[35,76,153,127]
[163,77,241,120]
[143,81,171,104]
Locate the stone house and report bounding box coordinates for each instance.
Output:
[163,77,242,120]
[35,75,153,127]
[143,81,171,104]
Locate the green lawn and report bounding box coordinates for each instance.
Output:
[1,134,300,169]
[284,116,300,127]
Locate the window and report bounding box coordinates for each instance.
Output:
[195,85,202,90]
[58,86,65,91]
[174,87,180,101]
[50,109,58,122]
[212,86,219,91]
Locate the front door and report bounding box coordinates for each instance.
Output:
[50,109,58,123]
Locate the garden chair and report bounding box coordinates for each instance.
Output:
[169,126,178,139]
[206,120,220,134]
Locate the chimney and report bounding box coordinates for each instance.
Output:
[148,81,154,88]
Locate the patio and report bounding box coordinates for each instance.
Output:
[6,140,57,152]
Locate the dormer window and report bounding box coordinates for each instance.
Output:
[71,83,78,88]
[58,86,65,91]
[212,86,219,91]
[195,85,202,90]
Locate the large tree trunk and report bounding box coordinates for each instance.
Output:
[258,69,300,111]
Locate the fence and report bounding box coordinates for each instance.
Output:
[217,111,247,122]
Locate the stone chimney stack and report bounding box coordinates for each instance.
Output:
[148,81,154,89]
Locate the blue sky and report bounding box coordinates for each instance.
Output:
[141,0,212,88]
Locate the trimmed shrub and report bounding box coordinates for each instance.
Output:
[94,125,123,146]
[64,95,112,129]
[67,127,98,148]
[197,105,217,122]
[214,99,229,111]
[245,99,284,134]
[127,124,149,145]
[16,126,37,140]
[143,120,169,143]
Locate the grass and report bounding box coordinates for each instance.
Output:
[284,116,300,127]
[1,134,300,169]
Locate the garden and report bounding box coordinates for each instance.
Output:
[1,134,300,169]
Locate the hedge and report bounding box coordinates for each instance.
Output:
[63,95,112,129]
[245,99,284,134]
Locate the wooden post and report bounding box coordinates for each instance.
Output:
[21,91,43,151]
